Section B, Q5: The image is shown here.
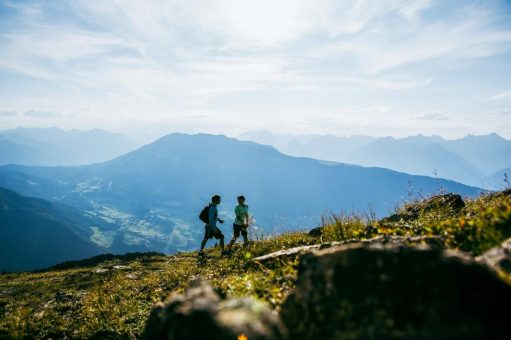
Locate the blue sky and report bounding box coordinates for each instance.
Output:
[0,0,511,142]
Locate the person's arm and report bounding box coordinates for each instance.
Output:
[244,205,249,226]
[213,205,223,223]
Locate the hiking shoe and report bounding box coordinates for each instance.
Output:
[198,250,205,257]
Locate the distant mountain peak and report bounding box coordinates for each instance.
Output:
[459,132,506,142]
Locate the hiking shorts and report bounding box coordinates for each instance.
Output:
[233,223,248,238]
[204,225,224,240]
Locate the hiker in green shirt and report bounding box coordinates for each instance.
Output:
[227,195,250,252]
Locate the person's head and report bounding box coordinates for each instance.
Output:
[212,194,221,205]
[237,195,245,204]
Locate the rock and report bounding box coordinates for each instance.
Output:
[112,265,128,270]
[430,193,465,211]
[94,268,109,274]
[251,235,443,264]
[477,237,511,273]
[308,227,324,237]
[281,243,511,339]
[382,193,465,223]
[252,244,322,263]
[141,279,286,340]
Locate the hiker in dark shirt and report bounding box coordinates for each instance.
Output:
[199,195,227,256]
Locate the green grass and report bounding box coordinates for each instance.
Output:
[372,190,511,255]
[0,190,510,339]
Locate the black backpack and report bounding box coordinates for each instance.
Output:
[199,205,210,223]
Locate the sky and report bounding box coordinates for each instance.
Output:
[0,0,511,142]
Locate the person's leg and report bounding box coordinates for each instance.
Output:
[211,227,226,253]
[200,238,207,251]
[220,235,225,251]
[241,228,248,244]
[228,224,241,250]
[200,226,210,254]
[227,236,237,250]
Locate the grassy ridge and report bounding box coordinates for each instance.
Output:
[0,190,510,338]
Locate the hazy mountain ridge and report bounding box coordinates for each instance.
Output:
[238,131,511,187]
[347,138,485,186]
[0,136,61,166]
[440,133,511,175]
[0,127,139,166]
[0,133,481,262]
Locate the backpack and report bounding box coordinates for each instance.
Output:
[199,205,210,223]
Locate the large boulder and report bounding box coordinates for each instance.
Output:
[141,279,286,340]
[281,243,511,339]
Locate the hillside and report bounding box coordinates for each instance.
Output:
[0,187,108,271]
[0,133,481,256]
[0,189,509,339]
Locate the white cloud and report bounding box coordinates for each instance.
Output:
[489,90,511,100]
[323,75,432,90]
[72,0,434,48]
[23,110,73,118]
[315,10,511,74]
[3,28,125,63]
[0,110,18,116]
[398,0,433,20]
[415,112,449,121]
[192,0,313,46]
[487,108,511,115]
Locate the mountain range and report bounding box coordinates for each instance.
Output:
[238,131,511,187]
[0,133,481,269]
[0,127,138,166]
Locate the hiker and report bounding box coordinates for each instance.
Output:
[198,194,227,256]
[227,195,250,252]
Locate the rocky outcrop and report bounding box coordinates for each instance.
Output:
[281,242,511,339]
[382,193,465,223]
[477,237,511,273]
[141,279,286,340]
